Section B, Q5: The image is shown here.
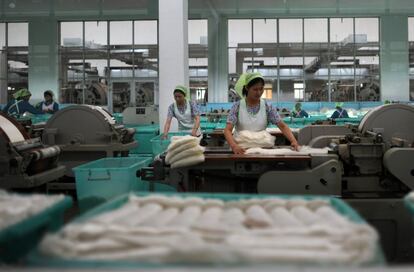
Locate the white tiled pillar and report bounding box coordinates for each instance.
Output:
[158,0,189,132]
[28,18,59,104]
[380,15,409,101]
[208,15,228,102]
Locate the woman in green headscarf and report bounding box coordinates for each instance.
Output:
[2,88,42,116]
[224,72,299,154]
[162,85,201,139]
[291,102,309,118]
[331,102,349,119]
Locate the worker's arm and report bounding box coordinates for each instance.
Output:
[162,117,172,139]
[23,101,43,115]
[277,121,300,151]
[53,103,59,113]
[2,101,12,113]
[192,115,200,136]
[224,123,245,154]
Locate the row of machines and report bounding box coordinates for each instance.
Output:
[0,105,137,189]
[141,104,414,262]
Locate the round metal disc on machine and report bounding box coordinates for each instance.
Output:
[0,112,29,143]
[43,105,116,145]
[358,104,414,144]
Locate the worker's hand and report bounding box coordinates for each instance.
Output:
[290,141,300,151]
[231,144,245,154]
[191,128,198,137]
[161,133,168,140]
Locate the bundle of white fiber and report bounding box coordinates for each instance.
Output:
[165,136,205,168]
[234,130,275,149]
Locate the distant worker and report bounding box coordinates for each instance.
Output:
[331,102,349,119]
[224,72,299,154]
[162,85,201,139]
[36,90,59,114]
[291,102,309,118]
[2,88,42,116]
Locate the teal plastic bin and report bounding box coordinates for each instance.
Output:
[404,193,414,217]
[0,195,72,263]
[28,192,384,268]
[112,113,123,124]
[31,114,52,124]
[126,125,160,154]
[73,157,152,211]
[150,132,186,157]
[200,122,217,130]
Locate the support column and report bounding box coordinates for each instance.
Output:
[28,18,59,104]
[208,15,228,102]
[380,15,409,101]
[159,0,189,132]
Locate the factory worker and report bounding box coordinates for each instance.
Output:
[36,90,59,114]
[162,85,201,139]
[224,72,299,154]
[291,102,309,118]
[331,102,349,119]
[2,88,42,116]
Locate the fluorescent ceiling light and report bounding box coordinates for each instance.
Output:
[358,47,379,51]
[330,61,354,65]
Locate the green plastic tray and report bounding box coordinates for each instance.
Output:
[126,125,160,154]
[0,195,72,263]
[404,193,414,216]
[73,157,152,211]
[28,192,384,268]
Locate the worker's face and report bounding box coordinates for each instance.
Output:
[22,95,31,101]
[246,82,264,100]
[174,91,185,105]
[45,94,53,102]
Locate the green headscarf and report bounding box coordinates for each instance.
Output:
[174,85,189,99]
[295,102,302,112]
[335,102,344,108]
[13,88,31,99]
[234,72,264,98]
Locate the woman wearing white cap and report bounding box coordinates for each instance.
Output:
[224,72,299,154]
[36,90,59,114]
[162,85,201,139]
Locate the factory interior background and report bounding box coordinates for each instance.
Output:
[0,0,414,271]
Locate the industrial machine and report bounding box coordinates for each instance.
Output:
[42,105,137,176]
[0,113,65,189]
[122,105,159,125]
[141,104,414,262]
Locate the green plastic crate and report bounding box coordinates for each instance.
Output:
[0,195,72,263]
[112,113,123,124]
[28,192,384,268]
[73,157,152,211]
[31,114,52,124]
[200,122,217,130]
[125,125,160,154]
[404,193,414,216]
[150,132,186,157]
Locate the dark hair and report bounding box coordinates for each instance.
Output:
[173,89,186,96]
[44,90,53,97]
[242,77,265,96]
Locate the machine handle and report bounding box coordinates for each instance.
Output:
[88,170,111,181]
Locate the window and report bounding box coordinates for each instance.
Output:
[294,83,304,100]
[408,17,414,101]
[59,20,158,112]
[189,19,208,104]
[0,22,29,102]
[228,19,277,101]
[227,17,380,102]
